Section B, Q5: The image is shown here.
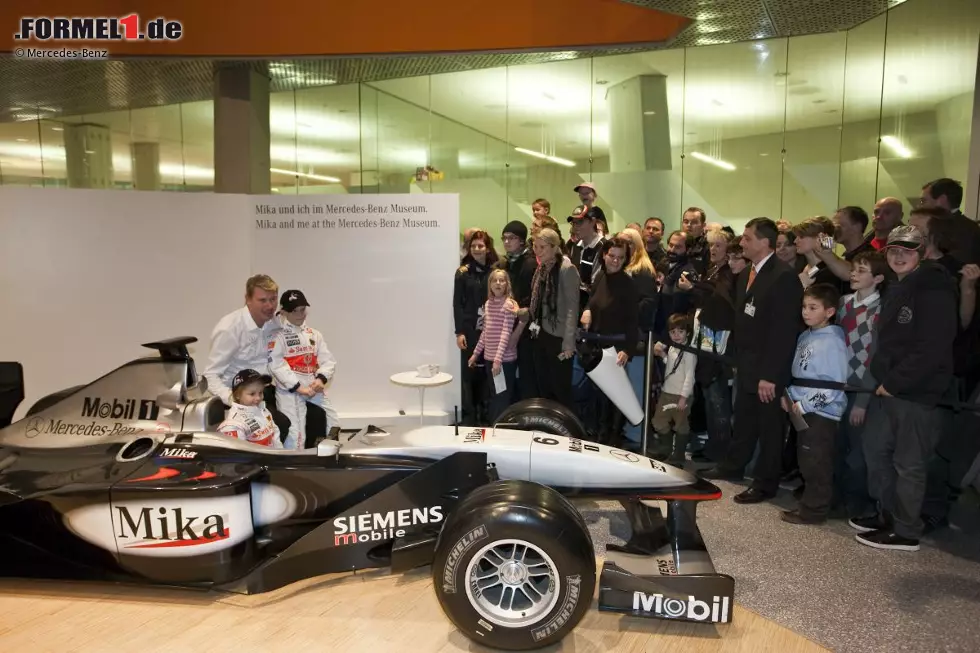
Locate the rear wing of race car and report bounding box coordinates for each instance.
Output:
[597,495,735,625]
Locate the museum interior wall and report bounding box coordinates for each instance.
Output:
[0,0,977,237]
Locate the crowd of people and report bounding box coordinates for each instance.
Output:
[454,177,980,554]
[192,175,978,557]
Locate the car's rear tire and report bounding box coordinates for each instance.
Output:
[494,398,589,441]
[432,479,596,651]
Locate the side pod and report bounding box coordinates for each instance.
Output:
[597,481,735,625]
[215,451,492,595]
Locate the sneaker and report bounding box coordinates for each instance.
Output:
[855,529,920,551]
[848,513,889,534]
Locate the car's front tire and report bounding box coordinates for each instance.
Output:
[432,480,595,651]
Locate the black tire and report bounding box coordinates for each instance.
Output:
[432,479,596,651]
[26,385,85,417]
[495,398,589,441]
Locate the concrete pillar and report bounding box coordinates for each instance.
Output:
[607,74,672,172]
[130,142,160,190]
[64,123,113,188]
[214,67,270,194]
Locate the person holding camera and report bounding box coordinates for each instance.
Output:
[792,217,846,293]
[657,230,698,337]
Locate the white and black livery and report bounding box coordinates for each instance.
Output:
[0,337,734,651]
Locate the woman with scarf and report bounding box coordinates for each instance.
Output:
[580,237,640,447]
[454,230,499,425]
[520,228,579,409]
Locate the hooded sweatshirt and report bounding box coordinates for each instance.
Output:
[787,324,849,421]
[871,260,957,405]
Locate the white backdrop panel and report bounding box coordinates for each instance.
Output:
[250,194,461,417]
[0,187,251,421]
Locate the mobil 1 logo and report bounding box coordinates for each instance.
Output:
[82,396,159,421]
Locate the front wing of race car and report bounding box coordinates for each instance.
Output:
[597,494,735,624]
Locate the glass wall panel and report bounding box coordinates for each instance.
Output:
[781,32,847,222]
[681,38,789,234]
[0,114,46,186]
[179,101,215,192]
[362,77,433,195]
[879,0,980,212]
[592,48,687,233]
[430,67,510,238]
[506,58,594,239]
[838,13,887,211]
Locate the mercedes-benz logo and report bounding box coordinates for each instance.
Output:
[25,417,44,438]
[609,448,640,463]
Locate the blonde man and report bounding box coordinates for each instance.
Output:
[204,274,282,407]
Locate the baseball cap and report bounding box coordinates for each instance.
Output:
[574,181,596,193]
[280,289,310,312]
[567,205,593,223]
[232,368,272,391]
[885,225,924,250]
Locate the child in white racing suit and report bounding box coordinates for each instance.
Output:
[218,368,283,448]
[268,289,340,449]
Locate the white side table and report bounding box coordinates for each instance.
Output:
[389,371,454,425]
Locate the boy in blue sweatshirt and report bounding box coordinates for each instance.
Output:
[781,283,849,525]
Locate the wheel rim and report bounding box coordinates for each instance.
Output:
[463,538,560,628]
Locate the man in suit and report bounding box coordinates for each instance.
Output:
[703,217,804,503]
[919,177,980,266]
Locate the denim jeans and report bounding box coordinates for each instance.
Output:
[701,376,733,462]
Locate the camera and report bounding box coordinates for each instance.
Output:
[682,270,700,283]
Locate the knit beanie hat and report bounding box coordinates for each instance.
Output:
[502,220,528,242]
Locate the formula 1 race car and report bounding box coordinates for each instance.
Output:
[0,337,733,651]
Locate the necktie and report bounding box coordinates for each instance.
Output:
[746,265,757,291]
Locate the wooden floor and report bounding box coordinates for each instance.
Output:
[0,561,827,653]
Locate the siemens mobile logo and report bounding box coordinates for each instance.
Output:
[14,15,183,42]
[333,507,444,546]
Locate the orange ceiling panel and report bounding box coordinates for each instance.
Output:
[0,0,691,58]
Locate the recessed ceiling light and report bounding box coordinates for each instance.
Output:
[643,110,657,116]
[759,153,769,157]
[15,138,28,142]
[51,126,64,131]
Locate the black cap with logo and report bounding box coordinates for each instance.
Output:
[232,368,272,391]
[280,289,311,312]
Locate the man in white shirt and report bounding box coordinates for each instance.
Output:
[204,274,283,407]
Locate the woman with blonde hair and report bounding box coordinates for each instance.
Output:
[616,228,660,448]
[520,228,579,408]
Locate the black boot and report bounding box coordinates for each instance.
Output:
[668,432,690,469]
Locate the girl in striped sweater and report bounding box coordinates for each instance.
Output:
[469,268,525,422]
